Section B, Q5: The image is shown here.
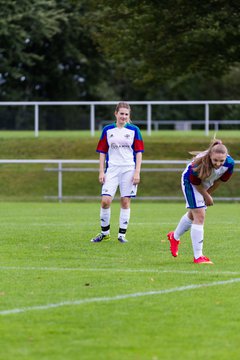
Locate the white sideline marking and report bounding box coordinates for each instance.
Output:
[0,266,240,275]
[1,278,240,316]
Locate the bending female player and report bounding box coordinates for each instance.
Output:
[167,138,235,264]
[91,101,144,243]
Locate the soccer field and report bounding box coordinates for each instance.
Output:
[0,202,239,360]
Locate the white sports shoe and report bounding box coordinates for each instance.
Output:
[118,235,128,243]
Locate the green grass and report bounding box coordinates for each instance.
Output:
[0,202,240,360]
[0,129,240,139]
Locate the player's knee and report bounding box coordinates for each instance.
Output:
[194,213,205,224]
[101,197,112,208]
[121,197,130,209]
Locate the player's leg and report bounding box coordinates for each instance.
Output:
[91,167,118,243]
[174,211,193,239]
[167,179,205,257]
[167,179,198,257]
[191,208,213,264]
[118,197,131,243]
[167,211,193,257]
[118,168,136,243]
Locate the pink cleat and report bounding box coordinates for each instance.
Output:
[193,256,213,264]
[167,231,180,257]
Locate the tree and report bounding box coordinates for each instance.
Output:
[0,0,239,109]
[88,0,240,86]
[0,0,110,101]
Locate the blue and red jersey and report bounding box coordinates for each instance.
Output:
[183,154,235,189]
[96,122,144,168]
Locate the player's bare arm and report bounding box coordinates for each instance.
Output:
[133,152,142,184]
[99,153,106,184]
[195,184,214,206]
[207,179,221,194]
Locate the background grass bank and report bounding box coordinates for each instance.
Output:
[0,130,239,201]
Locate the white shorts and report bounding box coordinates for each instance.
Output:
[101,165,137,198]
[181,179,206,209]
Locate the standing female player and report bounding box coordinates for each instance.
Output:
[91,102,144,243]
[167,138,235,264]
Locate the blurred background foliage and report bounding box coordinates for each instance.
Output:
[0,0,239,129]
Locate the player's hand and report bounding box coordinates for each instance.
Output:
[204,194,214,206]
[133,171,140,185]
[99,171,105,184]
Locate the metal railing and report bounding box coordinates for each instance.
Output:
[0,159,239,202]
[99,119,240,131]
[0,100,240,137]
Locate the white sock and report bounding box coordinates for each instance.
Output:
[100,207,111,235]
[191,224,204,259]
[118,208,130,238]
[174,213,192,240]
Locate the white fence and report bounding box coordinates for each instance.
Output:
[0,159,239,202]
[0,100,240,137]
[99,119,240,132]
